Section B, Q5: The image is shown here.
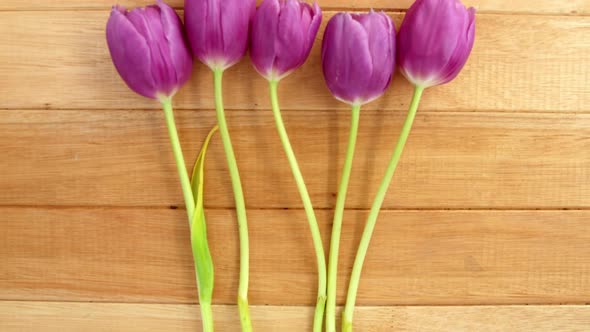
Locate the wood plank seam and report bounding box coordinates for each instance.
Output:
[3,108,590,114]
[1,299,589,307]
[2,205,590,211]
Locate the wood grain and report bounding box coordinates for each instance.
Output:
[1,110,588,209]
[1,0,589,329]
[1,302,589,332]
[1,0,589,15]
[2,207,589,305]
[0,12,588,112]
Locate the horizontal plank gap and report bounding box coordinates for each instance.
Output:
[2,298,589,307]
[2,108,590,116]
[2,204,590,211]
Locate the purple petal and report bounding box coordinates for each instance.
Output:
[273,0,307,76]
[185,0,256,69]
[106,6,157,98]
[250,0,322,80]
[157,0,193,91]
[437,6,476,85]
[220,0,256,68]
[398,0,476,87]
[322,13,373,105]
[302,2,322,68]
[128,5,178,96]
[355,11,395,103]
[250,0,280,77]
[185,0,220,66]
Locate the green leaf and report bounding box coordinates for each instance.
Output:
[189,125,218,305]
[192,125,219,212]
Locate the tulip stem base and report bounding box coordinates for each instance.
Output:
[199,301,214,332]
[214,69,252,332]
[342,86,425,331]
[238,295,251,331]
[269,80,327,332]
[325,105,361,332]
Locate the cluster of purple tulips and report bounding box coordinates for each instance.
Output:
[106,0,475,331]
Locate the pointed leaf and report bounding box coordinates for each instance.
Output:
[191,125,219,213]
[189,125,218,305]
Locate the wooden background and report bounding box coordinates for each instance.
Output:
[1,0,589,331]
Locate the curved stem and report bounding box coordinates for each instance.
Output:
[214,69,252,332]
[162,99,214,331]
[342,86,425,332]
[269,80,327,332]
[161,99,195,222]
[326,105,361,332]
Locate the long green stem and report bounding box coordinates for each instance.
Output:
[161,99,214,332]
[269,80,327,332]
[161,99,195,222]
[326,105,361,332]
[342,86,425,332]
[214,69,252,332]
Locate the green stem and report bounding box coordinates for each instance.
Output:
[342,86,425,332]
[326,105,361,332]
[161,99,195,222]
[214,69,252,332]
[199,301,214,332]
[269,80,327,332]
[162,99,214,331]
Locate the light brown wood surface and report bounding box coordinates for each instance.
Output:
[2,303,589,332]
[2,208,590,305]
[1,12,589,112]
[1,0,589,330]
[1,110,589,208]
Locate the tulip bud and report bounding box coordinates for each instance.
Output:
[397,0,476,88]
[250,0,322,81]
[106,1,193,100]
[321,11,395,106]
[185,0,256,70]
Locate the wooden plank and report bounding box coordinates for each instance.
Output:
[1,110,589,209]
[1,0,588,15]
[0,12,588,112]
[2,207,590,305]
[1,302,589,332]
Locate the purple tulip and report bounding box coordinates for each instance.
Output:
[397,0,476,88]
[321,11,395,106]
[185,0,256,70]
[106,1,193,100]
[250,0,322,81]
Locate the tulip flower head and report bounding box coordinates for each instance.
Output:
[397,0,476,88]
[185,0,256,70]
[106,1,193,100]
[321,11,396,106]
[251,0,322,81]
